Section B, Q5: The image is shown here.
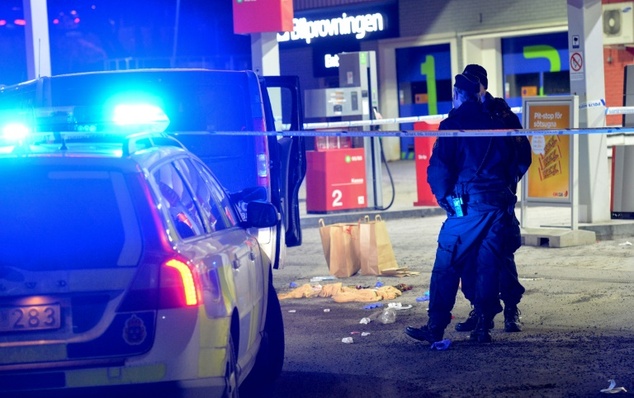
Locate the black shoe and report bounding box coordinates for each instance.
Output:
[504,306,522,333]
[469,313,493,343]
[469,328,492,343]
[404,325,443,344]
[455,310,494,332]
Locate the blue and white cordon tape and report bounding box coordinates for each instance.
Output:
[209,101,634,138]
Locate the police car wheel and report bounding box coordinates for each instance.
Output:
[223,334,239,398]
[241,282,285,393]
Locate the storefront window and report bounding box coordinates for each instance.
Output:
[502,32,570,108]
[395,43,451,158]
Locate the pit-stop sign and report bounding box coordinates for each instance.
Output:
[305,148,367,213]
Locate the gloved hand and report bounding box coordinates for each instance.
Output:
[437,197,455,216]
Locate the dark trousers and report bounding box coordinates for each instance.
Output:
[428,207,510,330]
[460,214,525,307]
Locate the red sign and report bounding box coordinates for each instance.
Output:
[412,121,439,207]
[306,148,367,213]
[233,0,294,34]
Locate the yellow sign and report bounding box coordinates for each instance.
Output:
[521,86,538,97]
[523,100,575,203]
[414,93,428,104]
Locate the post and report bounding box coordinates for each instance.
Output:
[567,0,610,222]
[251,32,282,130]
[23,0,52,79]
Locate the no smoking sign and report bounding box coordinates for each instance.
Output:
[570,52,584,73]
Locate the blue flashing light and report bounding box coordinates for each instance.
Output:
[112,104,170,133]
[2,122,30,142]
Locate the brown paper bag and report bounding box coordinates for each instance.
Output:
[318,219,360,278]
[359,215,399,275]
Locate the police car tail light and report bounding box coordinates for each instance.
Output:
[255,136,270,191]
[159,258,201,308]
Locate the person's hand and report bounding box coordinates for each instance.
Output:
[437,197,455,216]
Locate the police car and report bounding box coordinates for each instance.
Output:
[0,69,307,272]
[0,104,284,397]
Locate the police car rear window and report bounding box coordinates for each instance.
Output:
[0,167,142,270]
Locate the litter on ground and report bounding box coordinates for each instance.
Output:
[387,302,413,310]
[600,379,627,394]
[278,282,402,303]
[430,339,451,351]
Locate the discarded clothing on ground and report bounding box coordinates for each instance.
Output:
[278,282,402,303]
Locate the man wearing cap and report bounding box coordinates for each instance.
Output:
[405,73,523,345]
[463,63,524,130]
[456,64,532,334]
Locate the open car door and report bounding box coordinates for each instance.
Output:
[261,75,306,252]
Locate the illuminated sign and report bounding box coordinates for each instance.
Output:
[312,40,359,78]
[278,13,385,44]
[295,1,396,77]
[325,53,339,68]
[278,0,397,48]
[522,96,578,204]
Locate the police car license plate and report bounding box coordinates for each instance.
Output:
[0,304,61,332]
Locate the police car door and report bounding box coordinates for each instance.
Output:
[179,158,265,357]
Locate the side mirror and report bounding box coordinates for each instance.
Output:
[246,201,279,228]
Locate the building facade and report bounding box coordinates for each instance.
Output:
[284,0,631,137]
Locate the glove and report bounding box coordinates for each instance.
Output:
[437,197,455,216]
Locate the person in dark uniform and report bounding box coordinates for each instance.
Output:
[453,64,532,333]
[404,73,524,344]
[463,64,524,130]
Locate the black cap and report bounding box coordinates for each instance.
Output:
[463,64,488,89]
[454,73,480,95]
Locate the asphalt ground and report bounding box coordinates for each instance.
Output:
[270,168,634,397]
[272,213,634,398]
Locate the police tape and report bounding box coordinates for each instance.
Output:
[206,126,634,138]
[511,98,608,113]
[514,99,611,112]
[606,106,634,115]
[299,103,632,131]
[579,99,606,110]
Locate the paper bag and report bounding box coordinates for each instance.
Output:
[318,219,360,278]
[359,215,399,275]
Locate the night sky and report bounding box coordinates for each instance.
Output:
[0,0,251,85]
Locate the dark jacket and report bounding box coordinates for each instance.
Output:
[482,92,532,184]
[482,91,523,129]
[428,100,520,200]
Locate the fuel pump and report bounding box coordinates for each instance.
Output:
[337,51,383,210]
[304,51,383,210]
